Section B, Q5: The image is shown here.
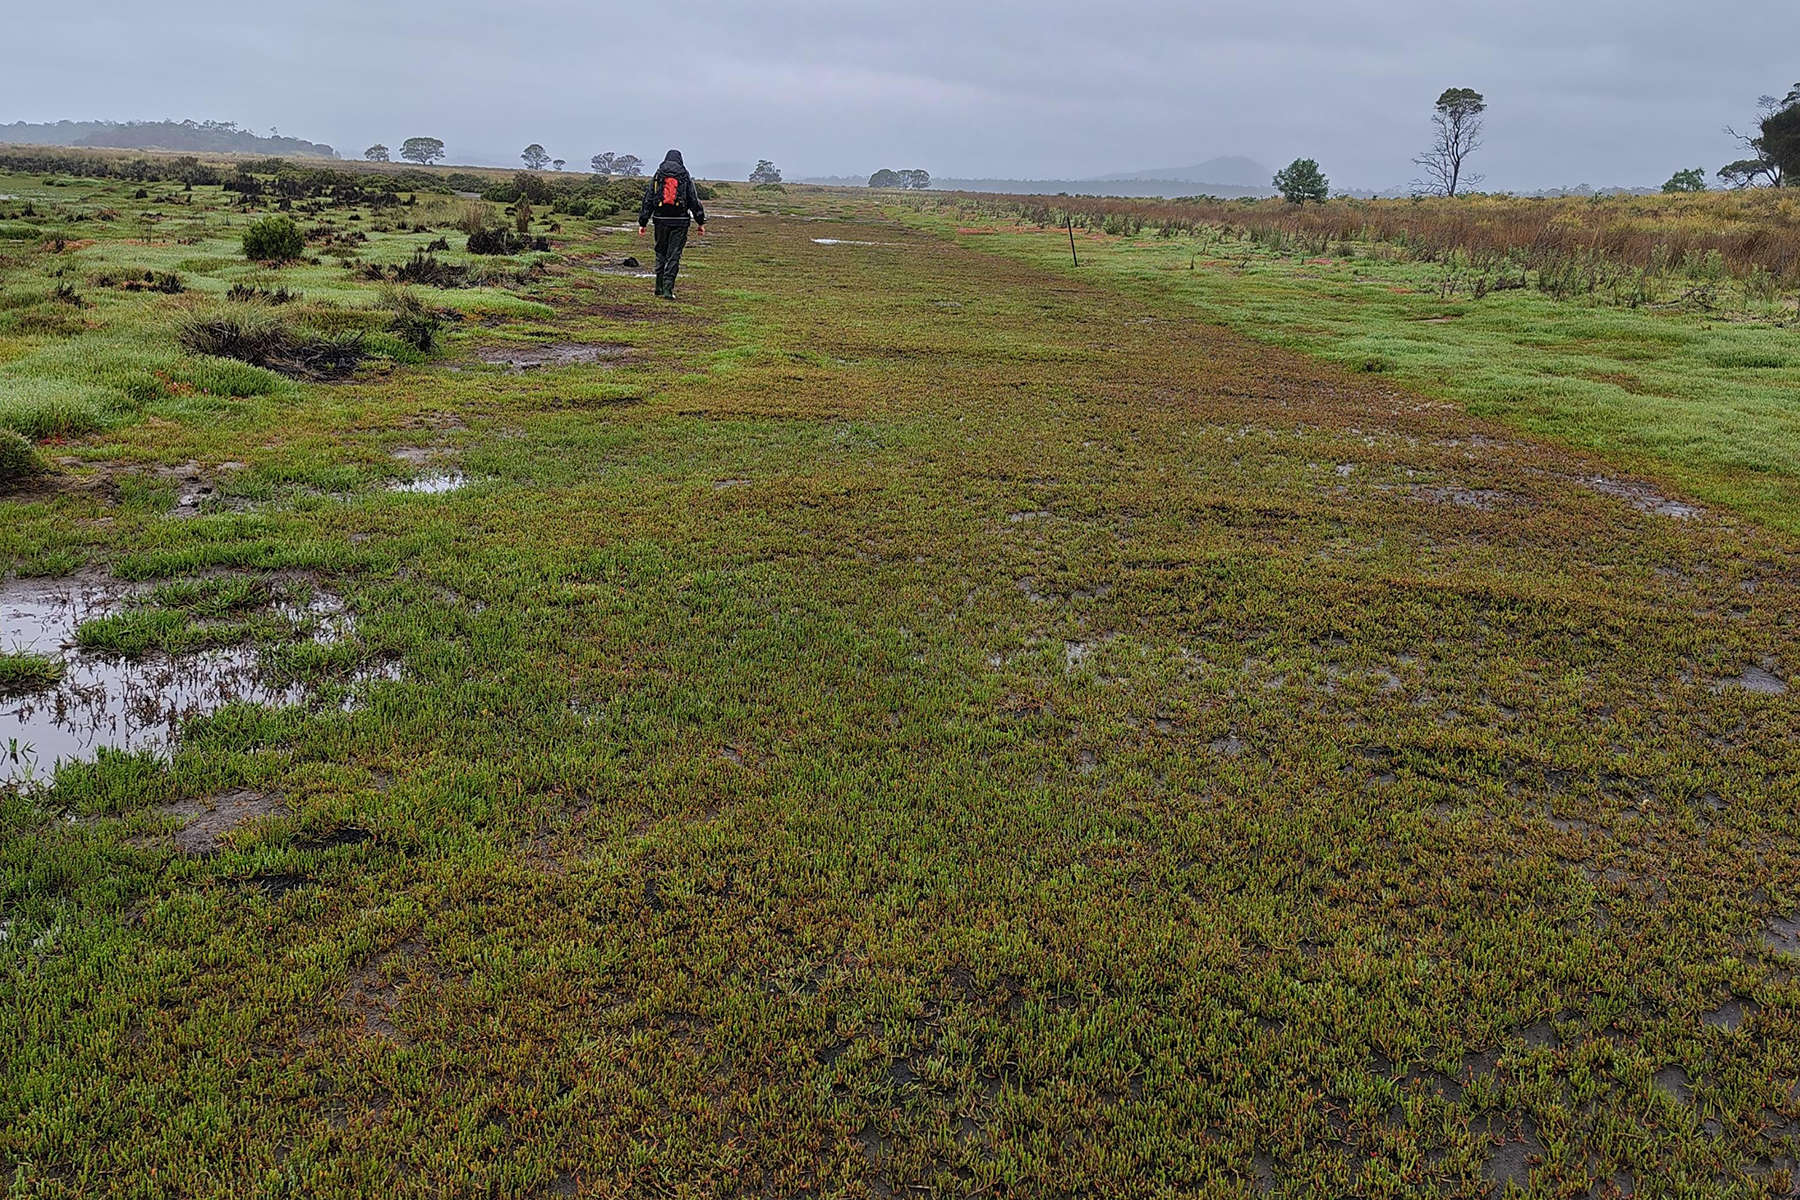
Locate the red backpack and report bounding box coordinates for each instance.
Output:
[661,175,680,207]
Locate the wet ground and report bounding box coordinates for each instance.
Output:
[390,471,468,495]
[0,574,391,782]
[475,341,632,370]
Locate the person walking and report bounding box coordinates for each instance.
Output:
[638,150,706,299]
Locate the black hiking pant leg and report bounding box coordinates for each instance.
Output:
[653,221,690,296]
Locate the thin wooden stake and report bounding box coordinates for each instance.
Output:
[1066,214,1079,267]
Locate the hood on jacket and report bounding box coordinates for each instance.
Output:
[659,150,688,176]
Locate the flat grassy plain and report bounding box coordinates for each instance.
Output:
[2,168,1799,1198]
[900,195,1800,535]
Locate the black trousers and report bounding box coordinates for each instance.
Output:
[652,221,691,296]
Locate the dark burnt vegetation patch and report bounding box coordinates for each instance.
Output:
[176,286,448,378]
[176,305,367,379]
[467,226,547,256]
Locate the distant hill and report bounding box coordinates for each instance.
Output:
[928,177,1274,199]
[691,161,754,182]
[0,120,337,158]
[1091,156,1273,187]
[801,159,1278,198]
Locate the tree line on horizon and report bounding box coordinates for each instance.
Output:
[0,119,336,158]
[11,90,1797,200]
[1270,83,1800,204]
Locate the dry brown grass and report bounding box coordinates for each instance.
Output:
[925,188,1800,287]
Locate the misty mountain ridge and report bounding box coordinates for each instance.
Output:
[1091,155,1273,186]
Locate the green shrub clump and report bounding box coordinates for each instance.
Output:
[0,428,47,490]
[242,215,305,263]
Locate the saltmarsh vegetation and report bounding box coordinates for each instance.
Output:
[905,188,1800,533]
[1,161,1798,1196]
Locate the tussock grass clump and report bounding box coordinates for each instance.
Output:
[0,429,48,489]
[176,304,366,380]
[377,285,446,352]
[388,249,471,287]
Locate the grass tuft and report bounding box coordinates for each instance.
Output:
[0,651,63,696]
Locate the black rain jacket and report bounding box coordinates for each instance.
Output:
[639,150,707,227]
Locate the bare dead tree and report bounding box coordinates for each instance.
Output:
[1720,91,1792,188]
[1413,88,1487,197]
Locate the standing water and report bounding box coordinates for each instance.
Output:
[1,575,382,783]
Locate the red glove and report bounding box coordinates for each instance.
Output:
[695,225,705,237]
[637,226,646,237]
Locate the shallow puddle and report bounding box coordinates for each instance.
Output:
[1579,475,1701,519]
[390,472,469,495]
[812,238,889,247]
[1,575,391,783]
[476,342,631,370]
[588,262,654,279]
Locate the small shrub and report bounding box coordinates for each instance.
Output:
[0,429,48,490]
[242,215,305,263]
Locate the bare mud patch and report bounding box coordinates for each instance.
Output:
[476,342,631,371]
[389,446,445,468]
[1485,1135,1542,1189]
[1654,1065,1695,1104]
[161,789,286,855]
[1711,661,1787,696]
[1577,475,1702,519]
[1410,484,1512,511]
[1,573,396,782]
[1703,998,1756,1031]
[343,939,426,1044]
[168,460,236,515]
[1766,914,1800,956]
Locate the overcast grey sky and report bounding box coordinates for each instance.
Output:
[4,0,1794,188]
